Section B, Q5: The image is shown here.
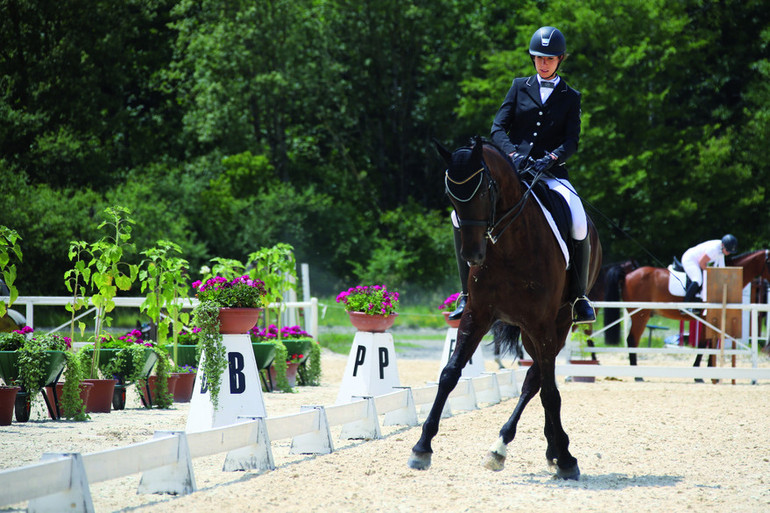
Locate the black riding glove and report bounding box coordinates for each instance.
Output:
[533,153,558,174]
[509,152,527,171]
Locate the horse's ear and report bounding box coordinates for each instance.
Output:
[471,135,483,159]
[433,138,453,165]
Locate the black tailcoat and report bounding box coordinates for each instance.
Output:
[490,75,581,181]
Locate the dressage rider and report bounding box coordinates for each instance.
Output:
[681,234,738,303]
[447,25,595,324]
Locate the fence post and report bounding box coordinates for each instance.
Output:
[383,387,419,427]
[290,406,334,455]
[223,417,275,472]
[137,431,196,496]
[340,396,382,440]
[28,453,93,513]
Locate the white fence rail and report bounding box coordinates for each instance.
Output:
[573,300,769,369]
[1,296,319,341]
[0,369,524,512]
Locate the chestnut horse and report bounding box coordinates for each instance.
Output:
[604,249,770,366]
[408,137,602,480]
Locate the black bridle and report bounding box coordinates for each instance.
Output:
[445,160,546,244]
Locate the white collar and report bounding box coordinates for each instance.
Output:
[538,76,560,87]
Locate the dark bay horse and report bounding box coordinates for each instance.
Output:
[407,137,602,480]
[604,249,770,366]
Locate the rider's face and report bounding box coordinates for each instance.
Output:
[534,55,561,79]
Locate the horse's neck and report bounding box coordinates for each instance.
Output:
[738,251,765,285]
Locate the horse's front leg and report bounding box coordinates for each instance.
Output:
[408,319,487,470]
[483,362,541,471]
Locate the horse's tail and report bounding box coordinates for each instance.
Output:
[603,264,627,345]
[491,320,523,359]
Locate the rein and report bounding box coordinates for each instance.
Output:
[446,160,545,244]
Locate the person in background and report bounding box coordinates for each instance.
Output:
[681,234,738,303]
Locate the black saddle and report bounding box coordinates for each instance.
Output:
[671,257,693,289]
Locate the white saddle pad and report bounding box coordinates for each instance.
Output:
[667,266,704,299]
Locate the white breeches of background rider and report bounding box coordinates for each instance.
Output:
[544,177,587,240]
[683,259,703,286]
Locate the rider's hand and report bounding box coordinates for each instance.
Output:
[509,152,528,171]
[533,153,558,173]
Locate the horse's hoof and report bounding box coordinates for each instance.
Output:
[408,450,432,470]
[555,463,580,480]
[483,451,506,471]
[634,377,644,383]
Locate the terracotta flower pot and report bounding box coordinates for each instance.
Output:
[171,372,196,402]
[218,308,262,334]
[267,361,301,390]
[83,379,117,413]
[347,311,397,333]
[0,386,20,426]
[140,374,179,406]
[442,311,461,328]
[43,382,94,419]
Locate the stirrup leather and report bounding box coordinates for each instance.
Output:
[571,295,596,324]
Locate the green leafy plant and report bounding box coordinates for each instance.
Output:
[298,341,322,387]
[336,285,400,316]
[147,345,173,409]
[247,243,297,328]
[87,206,139,379]
[6,330,71,397]
[60,352,88,421]
[98,329,155,383]
[0,226,22,318]
[192,300,227,408]
[139,240,192,365]
[64,240,93,341]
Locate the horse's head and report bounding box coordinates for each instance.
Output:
[437,136,496,265]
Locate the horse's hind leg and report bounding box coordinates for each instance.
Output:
[539,361,580,479]
[483,363,541,471]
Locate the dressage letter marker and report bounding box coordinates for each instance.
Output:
[438,327,485,380]
[336,331,401,404]
[186,334,267,432]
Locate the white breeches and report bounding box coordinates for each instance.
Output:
[682,258,703,285]
[543,177,587,240]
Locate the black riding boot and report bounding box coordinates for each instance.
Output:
[683,281,702,303]
[448,226,469,320]
[683,281,703,314]
[571,237,596,324]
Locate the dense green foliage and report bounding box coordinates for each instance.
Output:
[1,0,768,301]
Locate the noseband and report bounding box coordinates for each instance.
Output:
[445,160,544,244]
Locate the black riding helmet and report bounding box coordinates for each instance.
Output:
[529,26,566,78]
[721,234,738,254]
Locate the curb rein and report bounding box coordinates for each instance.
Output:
[445,161,545,244]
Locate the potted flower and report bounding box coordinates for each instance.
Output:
[192,275,267,333]
[171,364,197,402]
[439,293,462,328]
[0,328,69,422]
[336,285,400,332]
[249,324,319,392]
[191,275,266,407]
[84,329,159,410]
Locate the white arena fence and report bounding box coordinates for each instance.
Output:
[568,300,770,381]
[2,296,320,341]
[0,369,524,513]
